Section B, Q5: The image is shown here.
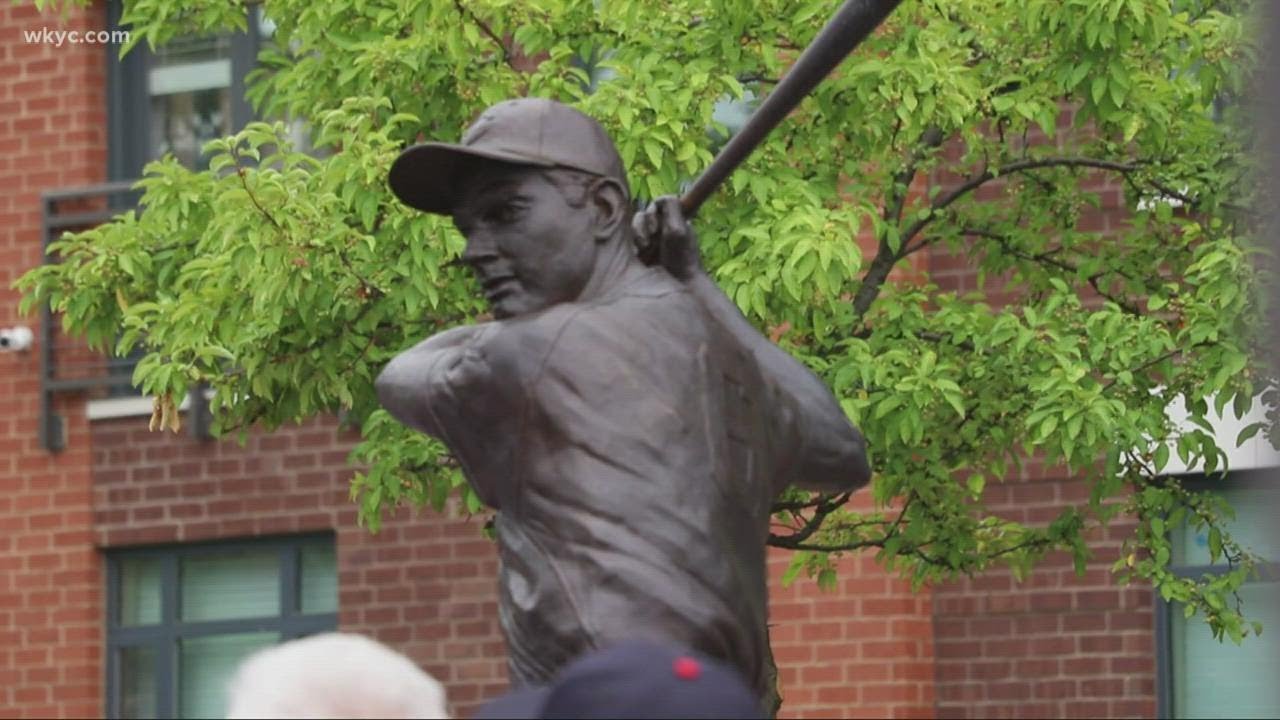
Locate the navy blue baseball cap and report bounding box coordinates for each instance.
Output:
[473,640,765,719]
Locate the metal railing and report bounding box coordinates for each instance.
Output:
[39,181,144,451]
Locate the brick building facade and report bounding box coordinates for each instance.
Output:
[3,2,1273,719]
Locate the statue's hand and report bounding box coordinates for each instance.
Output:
[632,195,703,281]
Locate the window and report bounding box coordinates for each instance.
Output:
[106,1,266,181]
[98,2,268,398]
[105,535,338,719]
[1158,471,1280,719]
[147,33,238,170]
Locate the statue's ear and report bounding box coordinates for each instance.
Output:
[588,177,629,242]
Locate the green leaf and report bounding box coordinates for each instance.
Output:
[1154,443,1170,473]
[875,394,903,419]
[1236,422,1263,447]
[1208,527,1222,564]
[781,553,807,587]
[817,568,837,591]
[1038,414,1059,441]
[643,139,663,168]
[967,474,985,498]
[1091,76,1108,104]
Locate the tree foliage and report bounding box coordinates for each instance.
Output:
[18,0,1274,643]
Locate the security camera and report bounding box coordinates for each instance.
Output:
[0,326,34,352]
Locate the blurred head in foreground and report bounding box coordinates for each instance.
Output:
[225,632,448,719]
[474,639,764,719]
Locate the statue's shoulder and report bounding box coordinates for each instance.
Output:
[483,271,701,375]
[475,304,585,377]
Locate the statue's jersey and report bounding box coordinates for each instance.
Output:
[423,267,800,696]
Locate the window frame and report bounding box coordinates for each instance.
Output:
[1154,468,1280,718]
[97,1,263,401]
[105,0,261,183]
[104,534,338,719]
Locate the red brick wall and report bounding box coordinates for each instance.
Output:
[933,472,1156,719]
[0,2,108,718]
[90,415,509,719]
[771,552,935,719]
[90,413,932,719]
[771,496,935,719]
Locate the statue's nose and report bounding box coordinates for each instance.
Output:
[461,232,499,266]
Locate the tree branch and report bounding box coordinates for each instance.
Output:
[851,237,899,320]
[1100,347,1192,393]
[855,156,1143,322]
[957,227,1145,315]
[453,0,512,67]
[771,495,833,513]
[234,163,284,232]
[986,534,1055,559]
[778,538,885,552]
[884,125,945,226]
[901,156,1143,247]
[914,330,978,354]
[849,127,947,320]
[767,492,852,548]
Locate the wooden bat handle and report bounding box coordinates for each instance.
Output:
[678,0,904,218]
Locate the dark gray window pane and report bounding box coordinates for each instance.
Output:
[180,550,279,622]
[149,88,231,170]
[118,645,158,719]
[119,557,162,627]
[1172,582,1280,718]
[152,34,232,68]
[148,32,233,170]
[299,543,337,615]
[1172,484,1280,567]
[179,632,277,719]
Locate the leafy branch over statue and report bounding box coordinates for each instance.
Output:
[17,0,1273,653]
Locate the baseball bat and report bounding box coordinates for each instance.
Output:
[678,0,904,218]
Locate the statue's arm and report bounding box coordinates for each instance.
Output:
[691,272,870,493]
[374,324,492,439]
[635,197,871,493]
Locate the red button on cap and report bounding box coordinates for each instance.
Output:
[673,656,701,680]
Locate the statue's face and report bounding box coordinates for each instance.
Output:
[452,162,597,319]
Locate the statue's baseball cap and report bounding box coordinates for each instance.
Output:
[472,639,765,719]
[388,97,629,215]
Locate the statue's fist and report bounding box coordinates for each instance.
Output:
[631,195,702,281]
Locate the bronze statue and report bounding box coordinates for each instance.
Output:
[377,98,871,699]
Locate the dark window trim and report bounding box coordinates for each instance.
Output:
[1155,595,1172,719]
[104,533,337,719]
[1154,468,1280,719]
[94,2,263,411]
[105,1,261,183]
[1174,467,1276,493]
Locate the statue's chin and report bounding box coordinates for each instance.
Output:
[488,288,553,320]
[487,293,521,320]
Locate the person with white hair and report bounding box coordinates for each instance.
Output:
[224,632,448,719]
